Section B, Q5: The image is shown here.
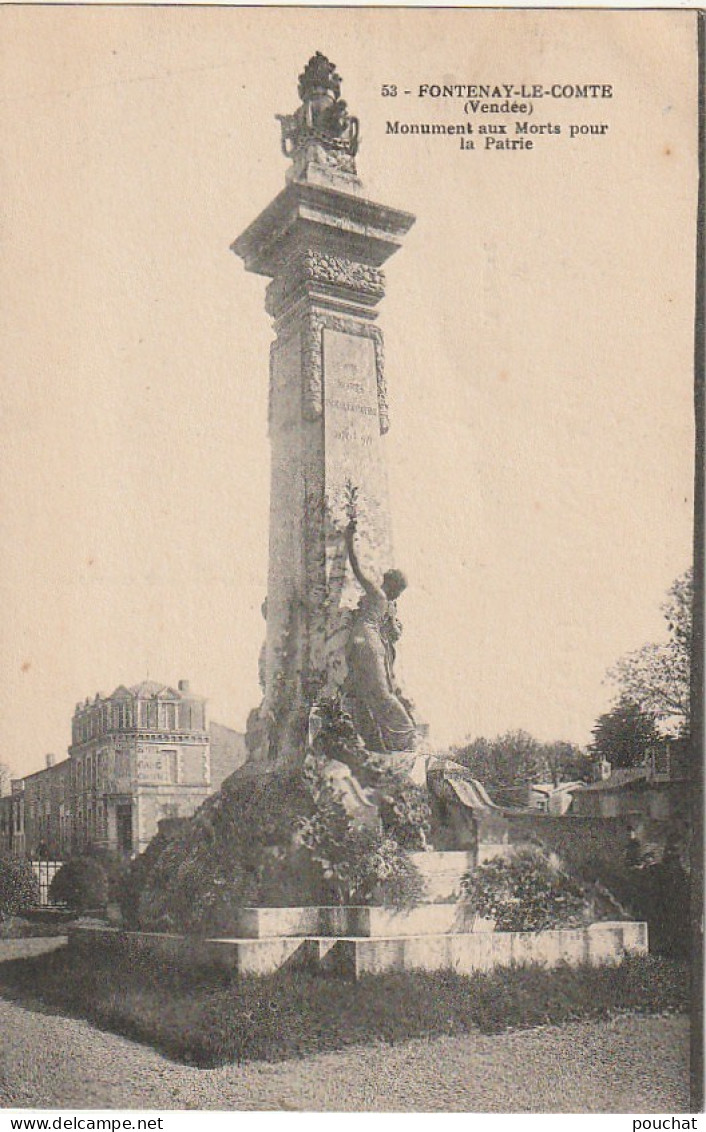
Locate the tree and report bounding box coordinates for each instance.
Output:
[541,740,593,787]
[452,730,546,794]
[453,731,592,795]
[589,696,661,769]
[608,569,692,733]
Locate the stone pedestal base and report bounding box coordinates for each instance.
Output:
[70,918,648,981]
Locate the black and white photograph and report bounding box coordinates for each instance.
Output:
[0,6,702,1116]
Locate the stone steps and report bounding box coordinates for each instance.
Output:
[230,902,479,939]
[407,850,475,901]
[406,847,515,899]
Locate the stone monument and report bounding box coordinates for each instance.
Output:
[232,52,509,862]
[233,53,418,762]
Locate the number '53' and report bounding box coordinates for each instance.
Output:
[381,84,397,97]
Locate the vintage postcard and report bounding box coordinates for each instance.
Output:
[0,6,701,1117]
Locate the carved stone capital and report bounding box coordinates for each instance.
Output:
[266,251,386,320]
[304,251,385,295]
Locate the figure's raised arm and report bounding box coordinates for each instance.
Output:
[345,521,384,600]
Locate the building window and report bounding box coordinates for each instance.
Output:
[116,804,133,855]
[178,702,191,730]
[115,750,130,779]
[164,750,179,782]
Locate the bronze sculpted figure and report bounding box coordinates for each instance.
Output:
[343,519,417,753]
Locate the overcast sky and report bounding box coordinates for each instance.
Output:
[0,8,698,777]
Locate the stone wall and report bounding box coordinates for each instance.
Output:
[505,812,685,875]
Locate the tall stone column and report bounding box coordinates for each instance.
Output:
[233,53,415,760]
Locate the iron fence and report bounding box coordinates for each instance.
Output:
[30,859,63,906]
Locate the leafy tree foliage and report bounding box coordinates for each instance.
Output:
[452,731,544,792]
[541,740,593,787]
[451,730,591,795]
[0,855,39,919]
[608,569,692,733]
[589,696,661,769]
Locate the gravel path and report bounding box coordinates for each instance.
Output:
[0,998,689,1111]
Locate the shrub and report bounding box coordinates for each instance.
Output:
[363,836,425,906]
[377,773,431,851]
[298,767,423,906]
[311,692,432,851]
[117,764,325,933]
[299,747,424,906]
[118,690,429,932]
[49,857,108,912]
[82,848,130,904]
[461,847,589,931]
[0,855,39,919]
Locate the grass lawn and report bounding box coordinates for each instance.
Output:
[0,915,75,939]
[0,945,689,1069]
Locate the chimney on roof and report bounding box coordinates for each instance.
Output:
[45,753,56,769]
[178,679,190,693]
